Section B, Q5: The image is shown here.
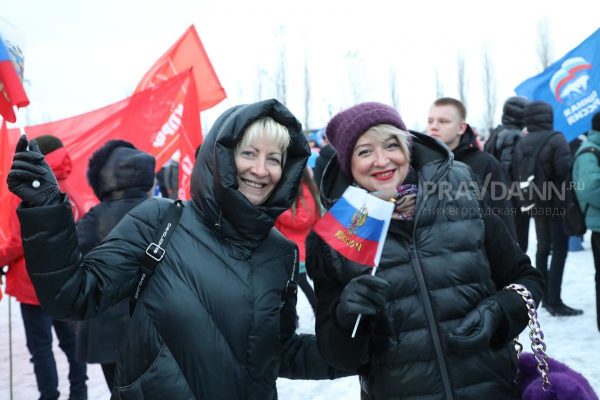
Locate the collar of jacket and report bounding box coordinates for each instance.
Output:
[587,129,600,146]
[190,99,310,257]
[320,131,451,210]
[452,124,479,161]
[101,187,150,202]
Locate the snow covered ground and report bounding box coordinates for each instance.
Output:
[1,226,598,399]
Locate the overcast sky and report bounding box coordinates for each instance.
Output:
[2,0,599,134]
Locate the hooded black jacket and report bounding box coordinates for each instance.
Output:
[75,144,155,364]
[18,99,340,399]
[484,96,528,175]
[453,125,517,239]
[306,132,543,399]
[512,101,572,211]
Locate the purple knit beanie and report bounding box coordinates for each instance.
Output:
[326,102,407,175]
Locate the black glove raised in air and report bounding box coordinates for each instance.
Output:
[336,274,390,330]
[6,135,60,207]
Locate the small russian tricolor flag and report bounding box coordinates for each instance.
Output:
[314,186,394,267]
[0,31,29,123]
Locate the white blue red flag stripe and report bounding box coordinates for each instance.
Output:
[314,186,394,266]
[0,30,29,123]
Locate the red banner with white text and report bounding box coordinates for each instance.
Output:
[135,24,225,199]
[0,71,199,241]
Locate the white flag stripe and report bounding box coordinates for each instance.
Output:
[342,186,395,220]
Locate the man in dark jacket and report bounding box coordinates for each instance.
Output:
[75,140,156,395]
[512,100,581,316]
[427,97,517,239]
[485,96,530,251]
[8,99,345,400]
[484,96,529,174]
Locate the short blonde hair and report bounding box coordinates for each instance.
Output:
[362,124,411,161]
[235,117,290,162]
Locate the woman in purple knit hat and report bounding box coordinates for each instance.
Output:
[306,101,544,399]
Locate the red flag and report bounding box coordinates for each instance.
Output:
[0,120,16,241]
[0,32,29,123]
[135,25,223,199]
[1,72,198,240]
[176,74,201,199]
[135,24,226,112]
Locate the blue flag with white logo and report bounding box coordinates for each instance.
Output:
[515,28,600,141]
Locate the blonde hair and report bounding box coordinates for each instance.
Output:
[363,124,411,161]
[235,117,290,163]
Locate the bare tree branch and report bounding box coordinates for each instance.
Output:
[389,68,399,110]
[346,50,365,103]
[256,67,265,101]
[482,48,497,132]
[276,47,287,104]
[275,26,287,104]
[457,52,468,109]
[435,68,443,98]
[536,18,553,70]
[303,51,311,129]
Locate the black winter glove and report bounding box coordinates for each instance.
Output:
[6,135,60,207]
[446,298,504,354]
[336,274,390,330]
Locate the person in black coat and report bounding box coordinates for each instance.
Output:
[307,102,543,399]
[75,140,156,396]
[427,97,517,239]
[313,142,335,190]
[7,99,346,400]
[512,100,582,317]
[484,96,529,175]
[484,96,531,251]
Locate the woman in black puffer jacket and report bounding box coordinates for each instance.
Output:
[306,102,544,400]
[8,99,344,400]
[75,140,156,395]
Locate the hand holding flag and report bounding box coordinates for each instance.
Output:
[336,274,390,330]
[313,185,394,336]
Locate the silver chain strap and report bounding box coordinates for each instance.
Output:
[503,283,550,391]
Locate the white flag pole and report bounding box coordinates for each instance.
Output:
[350,192,394,338]
[12,106,27,137]
[351,265,379,338]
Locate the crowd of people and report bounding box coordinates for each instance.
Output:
[1,97,599,399]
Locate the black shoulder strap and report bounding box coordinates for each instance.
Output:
[575,146,600,164]
[521,132,557,180]
[131,200,184,311]
[281,248,299,307]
